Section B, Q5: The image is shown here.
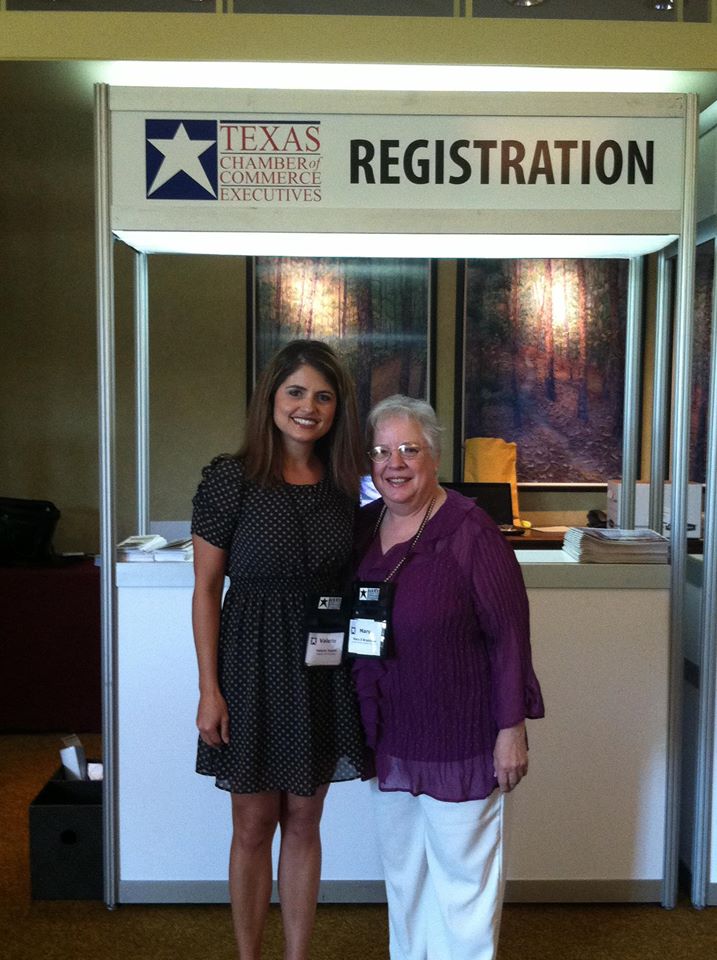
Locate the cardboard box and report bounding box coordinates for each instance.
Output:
[606,481,703,538]
[29,769,102,899]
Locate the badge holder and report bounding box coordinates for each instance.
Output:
[304,593,351,667]
[347,494,436,660]
[347,581,395,659]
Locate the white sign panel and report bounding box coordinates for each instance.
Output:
[107,90,689,241]
[113,111,684,212]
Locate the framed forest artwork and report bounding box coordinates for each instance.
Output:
[250,257,434,423]
[690,239,715,485]
[460,258,629,484]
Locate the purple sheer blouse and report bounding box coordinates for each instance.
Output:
[352,489,545,802]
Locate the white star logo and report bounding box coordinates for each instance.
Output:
[147,123,216,197]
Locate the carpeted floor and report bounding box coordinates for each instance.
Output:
[3,733,717,959]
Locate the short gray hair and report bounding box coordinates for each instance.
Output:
[367,395,443,457]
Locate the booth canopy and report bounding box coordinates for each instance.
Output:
[108,87,688,259]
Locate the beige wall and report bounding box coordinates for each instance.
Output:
[0,67,247,551]
[137,253,246,537]
[4,11,717,75]
[1,78,98,552]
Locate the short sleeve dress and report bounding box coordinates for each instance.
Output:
[191,455,365,796]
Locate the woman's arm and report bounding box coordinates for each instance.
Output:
[467,523,545,729]
[461,519,544,791]
[192,533,230,748]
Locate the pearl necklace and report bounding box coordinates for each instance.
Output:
[373,496,437,583]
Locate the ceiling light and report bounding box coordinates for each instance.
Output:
[508,0,546,6]
[653,1,674,8]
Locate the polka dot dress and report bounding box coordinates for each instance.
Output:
[191,455,364,796]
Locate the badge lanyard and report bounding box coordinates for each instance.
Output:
[286,481,349,669]
[347,496,436,659]
[373,495,436,584]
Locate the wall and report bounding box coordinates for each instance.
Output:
[3,10,717,74]
[137,253,246,537]
[0,68,100,552]
[0,64,249,550]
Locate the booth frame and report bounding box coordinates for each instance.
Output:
[96,84,700,910]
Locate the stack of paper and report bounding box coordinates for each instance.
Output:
[562,527,670,563]
[153,538,194,562]
[117,534,167,561]
[117,534,194,561]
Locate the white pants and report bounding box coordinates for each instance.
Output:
[370,781,506,960]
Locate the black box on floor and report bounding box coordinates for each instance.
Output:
[29,768,102,900]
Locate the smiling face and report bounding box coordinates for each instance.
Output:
[272,363,338,452]
[370,415,440,515]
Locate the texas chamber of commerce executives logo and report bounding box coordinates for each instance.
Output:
[145,118,322,203]
[146,119,219,200]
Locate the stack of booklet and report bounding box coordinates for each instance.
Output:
[154,538,193,562]
[117,534,167,561]
[562,527,670,563]
[117,535,193,562]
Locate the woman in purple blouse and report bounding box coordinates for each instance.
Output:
[353,395,544,960]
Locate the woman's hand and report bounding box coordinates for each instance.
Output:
[192,535,229,749]
[197,688,230,748]
[493,721,528,793]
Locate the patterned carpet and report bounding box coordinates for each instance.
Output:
[3,734,717,960]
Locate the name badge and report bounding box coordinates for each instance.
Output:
[304,594,350,668]
[305,630,345,667]
[347,581,395,659]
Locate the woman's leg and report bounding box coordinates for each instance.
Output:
[421,789,505,960]
[229,791,282,960]
[370,780,430,960]
[277,783,330,960]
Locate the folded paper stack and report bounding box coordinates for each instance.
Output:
[562,527,670,563]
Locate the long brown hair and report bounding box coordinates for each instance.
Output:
[240,340,364,500]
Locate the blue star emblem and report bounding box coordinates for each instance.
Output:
[145,119,218,200]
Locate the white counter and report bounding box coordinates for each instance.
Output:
[116,555,671,903]
[116,551,672,589]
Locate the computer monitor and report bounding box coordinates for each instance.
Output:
[441,482,514,526]
[361,478,517,528]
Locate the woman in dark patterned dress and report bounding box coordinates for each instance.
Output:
[191,340,365,960]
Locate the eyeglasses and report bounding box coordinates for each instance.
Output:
[368,443,425,463]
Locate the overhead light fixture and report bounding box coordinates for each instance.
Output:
[113,230,676,260]
[653,1,674,8]
[508,0,546,6]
